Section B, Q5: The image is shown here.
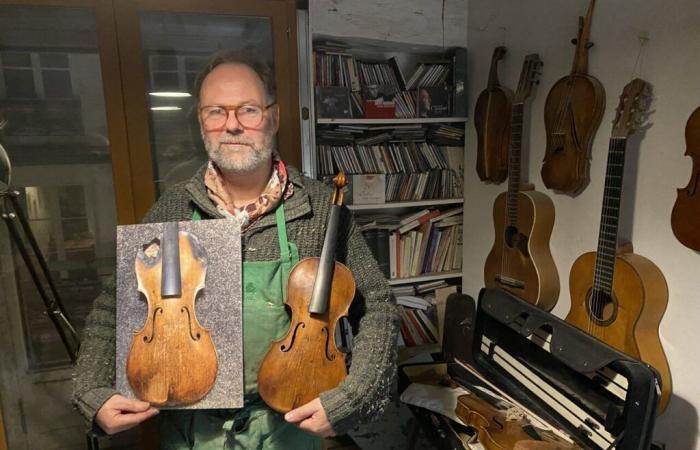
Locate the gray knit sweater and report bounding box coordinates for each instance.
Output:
[71,165,399,436]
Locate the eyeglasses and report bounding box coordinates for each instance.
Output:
[199,103,276,131]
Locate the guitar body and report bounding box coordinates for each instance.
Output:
[542,73,605,194]
[566,251,672,413]
[475,86,513,183]
[484,190,559,311]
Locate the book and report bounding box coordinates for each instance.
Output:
[352,174,385,205]
[417,85,451,118]
[396,295,431,310]
[315,86,352,119]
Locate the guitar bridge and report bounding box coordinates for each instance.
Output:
[495,275,525,289]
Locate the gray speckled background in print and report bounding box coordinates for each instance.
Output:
[115,219,243,409]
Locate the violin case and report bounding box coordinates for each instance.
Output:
[398,288,662,450]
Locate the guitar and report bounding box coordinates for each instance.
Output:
[475,46,514,184]
[566,78,672,413]
[541,0,605,195]
[484,54,560,311]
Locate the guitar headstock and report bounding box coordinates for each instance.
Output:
[492,46,507,62]
[612,78,653,138]
[514,54,543,103]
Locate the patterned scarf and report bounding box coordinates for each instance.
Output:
[204,156,294,230]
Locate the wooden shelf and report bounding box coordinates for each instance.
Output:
[387,271,462,286]
[348,198,463,211]
[317,117,468,125]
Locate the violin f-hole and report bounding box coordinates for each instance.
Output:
[142,307,163,343]
[280,322,305,352]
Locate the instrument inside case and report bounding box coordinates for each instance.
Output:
[399,288,662,450]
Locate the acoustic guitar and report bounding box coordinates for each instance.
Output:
[475,46,513,183]
[541,0,605,195]
[566,78,672,413]
[484,54,560,311]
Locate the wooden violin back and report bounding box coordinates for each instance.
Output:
[541,0,605,195]
[671,106,700,251]
[126,223,218,406]
[475,46,513,183]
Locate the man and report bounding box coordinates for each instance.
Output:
[72,49,398,449]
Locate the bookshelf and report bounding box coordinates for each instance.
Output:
[300,34,467,355]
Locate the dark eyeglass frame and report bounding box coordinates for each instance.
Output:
[199,103,276,130]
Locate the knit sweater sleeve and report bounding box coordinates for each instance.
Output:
[319,208,399,435]
[71,275,119,427]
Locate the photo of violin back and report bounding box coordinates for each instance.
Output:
[474,46,514,183]
[541,0,605,195]
[126,222,218,406]
[671,106,700,251]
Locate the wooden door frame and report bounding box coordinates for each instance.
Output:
[114,0,301,221]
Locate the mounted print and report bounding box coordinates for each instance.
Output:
[115,219,243,409]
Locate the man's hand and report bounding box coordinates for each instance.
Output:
[284,397,336,438]
[95,394,159,435]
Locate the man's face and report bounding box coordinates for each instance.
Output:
[198,63,279,173]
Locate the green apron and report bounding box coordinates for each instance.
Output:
[160,204,322,450]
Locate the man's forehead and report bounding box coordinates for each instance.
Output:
[200,63,265,98]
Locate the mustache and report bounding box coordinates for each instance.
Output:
[217,138,254,146]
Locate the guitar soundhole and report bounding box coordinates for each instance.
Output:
[586,289,617,326]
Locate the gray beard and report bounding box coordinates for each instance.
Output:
[201,129,276,173]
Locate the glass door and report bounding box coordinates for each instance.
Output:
[0,1,137,449]
[114,0,301,220]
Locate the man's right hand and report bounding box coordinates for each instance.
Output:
[95,394,159,435]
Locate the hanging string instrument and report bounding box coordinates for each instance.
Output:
[566,79,672,413]
[127,222,218,406]
[258,173,355,413]
[671,106,700,251]
[541,0,605,195]
[484,54,560,311]
[475,46,514,183]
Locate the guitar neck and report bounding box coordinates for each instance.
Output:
[506,102,525,226]
[592,137,627,295]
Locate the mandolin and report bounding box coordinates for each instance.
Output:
[671,106,700,251]
[484,54,560,311]
[541,0,605,195]
[566,78,672,413]
[257,174,355,413]
[475,46,514,183]
[126,222,218,406]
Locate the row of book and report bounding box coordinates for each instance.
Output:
[317,142,455,175]
[316,123,464,146]
[392,281,456,348]
[386,171,459,201]
[362,207,463,279]
[398,305,439,347]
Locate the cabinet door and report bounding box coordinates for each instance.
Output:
[0,1,134,449]
[113,0,301,220]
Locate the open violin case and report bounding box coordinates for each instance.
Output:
[398,288,663,450]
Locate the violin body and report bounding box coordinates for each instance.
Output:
[542,74,605,194]
[566,251,672,413]
[671,106,700,251]
[126,226,218,406]
[484,190,560,311]
[455,394,532,450]
[257,258,354,413]
[258,174,356,413]
[475,46,513,183]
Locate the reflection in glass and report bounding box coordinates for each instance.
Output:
[0,6,117,370]
[138,12,274,195]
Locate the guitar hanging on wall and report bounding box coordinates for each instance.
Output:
[566,78,672,413]
[541,0,605,195]
[474,46,514,184]
[484,54,560,311]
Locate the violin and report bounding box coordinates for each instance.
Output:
[126,222,218,406]
[455,394,577,450]
[671,106,700,251]
[257,173,356,413]
[474,46,513,183]
[541,0,605,195]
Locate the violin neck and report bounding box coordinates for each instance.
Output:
[308,204,342,315]
[161,222,182,298]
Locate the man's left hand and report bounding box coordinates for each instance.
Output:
[284,397,336,438]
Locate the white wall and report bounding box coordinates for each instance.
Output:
[464,0,700,448]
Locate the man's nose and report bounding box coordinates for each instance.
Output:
[224,110,243,132]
